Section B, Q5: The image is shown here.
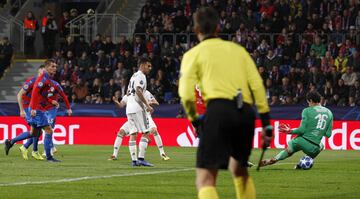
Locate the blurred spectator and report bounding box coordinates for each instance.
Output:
[103,78,119,103]
[104,36,116,55]
[334,51,348,73]
[311,36,326,58]
[341,66,358,86]
[77,52,91,71]
[0,37,13,77]
[23,11,39,57]
[347,49,360,75]
[321,51,334,73]
[41,11,58,58]
[61,36,76,57]
[75,35,90,56]
[72,79,88,102]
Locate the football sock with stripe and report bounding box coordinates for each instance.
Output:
[113,133,123,157]
[138,137,149,159]
[128,141,137,161]
[153,133,165,155]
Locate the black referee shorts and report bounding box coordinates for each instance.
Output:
[196,99,255,169]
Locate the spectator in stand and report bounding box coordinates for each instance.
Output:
[133,36,147,56]
[292,52,305,72]
[334,50,348,73]
[123,50,136,70]
[321,51,334,73]
[0,37,13,78]
[61,36,76,57]
[41,11,58,58]
[113,61,129,84]
[263,49,281,71]
[107,50,120,70]
[77,51,91,71]
[305,49,321,69]
[104,36,116,55]
[323,80,334,103]
[349,80,360,106]
[83,65,97,85]
[341,66,358,86]
[75,35,90,56]
[331,78,349,106]
[118,77,128,98]
[269,65,283,87]
[23,11,39,57]
[293,81,306,104]
[308,66,325,90]
[72,79,88,103]
[59,11,70,38]
[347,49,360,75]
[90,78,104,102]
[103,78,119,103]
[311,36,326,58]
[64,51,77,68]
[118,36,132,56]
[91,34,104,58]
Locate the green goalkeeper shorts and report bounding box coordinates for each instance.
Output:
[288,137,322,158]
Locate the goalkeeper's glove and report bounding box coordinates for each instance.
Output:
[191,114,205,137]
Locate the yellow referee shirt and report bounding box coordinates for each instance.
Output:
[179,38,269,121]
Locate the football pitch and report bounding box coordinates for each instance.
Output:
[0,145,359,199]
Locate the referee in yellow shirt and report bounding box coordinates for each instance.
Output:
[179,7,273,199]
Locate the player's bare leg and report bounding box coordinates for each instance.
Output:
[109,129,126,160]
[229,157,256,199]
[196,168,219,199]
[150,128,170,160]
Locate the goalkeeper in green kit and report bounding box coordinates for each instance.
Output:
[260,91,333,168]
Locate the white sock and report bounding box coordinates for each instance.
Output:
[154,134,165,155]
[112,134,123,157]
[128,141,137,161]
[138,137,149,159]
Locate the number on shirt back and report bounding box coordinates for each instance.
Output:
[127,75,136,96]
[315,114,328,130]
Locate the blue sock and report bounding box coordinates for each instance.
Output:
[23,138,33,149]
[44,133,53,159]
[10,132,32,145]
[33,137,39,152]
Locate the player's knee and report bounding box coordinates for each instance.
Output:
[118,130,125,137]
[150,128,157,135]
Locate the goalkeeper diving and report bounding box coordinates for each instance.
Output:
[260,91,333,168]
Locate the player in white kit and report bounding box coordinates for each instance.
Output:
[124,58,153,166]
[109,90,170,162]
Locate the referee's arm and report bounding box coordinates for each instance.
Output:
[179,52,199,122]
[243,48,271,127]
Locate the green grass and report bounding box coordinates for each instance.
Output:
[0,145,359,199]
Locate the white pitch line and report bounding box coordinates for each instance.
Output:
[0,168,194,187]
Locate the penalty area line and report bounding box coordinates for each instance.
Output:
[0,168,194,187]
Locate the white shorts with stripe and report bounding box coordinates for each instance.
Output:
[121,113,156,135]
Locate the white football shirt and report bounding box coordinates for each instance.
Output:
[126,71,147,114]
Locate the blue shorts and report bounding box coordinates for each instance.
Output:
[28,109,50,128]
[45,107,58,128]
[24,107,32,125]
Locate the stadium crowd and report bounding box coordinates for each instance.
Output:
[21,0,360,106]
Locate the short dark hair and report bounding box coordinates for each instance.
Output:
[44,59,55,67]
[194,7,219,35]
[38,65,45,69]
[138,57,150,66]
[306,91,321,103]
